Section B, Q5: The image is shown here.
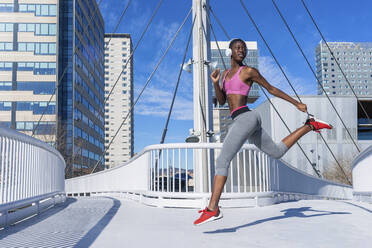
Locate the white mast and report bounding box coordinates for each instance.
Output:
[192,0,212,193]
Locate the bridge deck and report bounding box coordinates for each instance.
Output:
[0,197,371,248]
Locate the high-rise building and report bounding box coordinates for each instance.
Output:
[210,41,259,141]
[58,0,105,177]
[104,33,133,168]
[0,1,58,144]
[0,0,105,178]
[316,41,372,96]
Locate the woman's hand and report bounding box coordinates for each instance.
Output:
[296,102,307,113]
[210,68,221,84]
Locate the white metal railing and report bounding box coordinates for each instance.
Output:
[352,144,372,203]
[147,143,270,194]
[66,143,352,208]
[0,127,66,227]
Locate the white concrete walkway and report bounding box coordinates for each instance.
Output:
[0,197,371,248]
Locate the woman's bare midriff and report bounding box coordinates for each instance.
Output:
[227,94,248,112]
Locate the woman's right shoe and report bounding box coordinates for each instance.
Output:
[193,207,223,226]
[305,115,333,133]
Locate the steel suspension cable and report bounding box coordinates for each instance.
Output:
[238,0,351,183]
[79,0,162,173]
[208,5,321,177]
[301,0,371,124]
[271,0,360,154]
[208,7,230,42]
[91,7,193,173]
[31,0,132,137]
[103,0,164,108]
[208,19,227,71]
[270,0,353,183]
[154,14,197,177]
[197,20,214,134]
[160,13,197,144]
[104,0,132,46]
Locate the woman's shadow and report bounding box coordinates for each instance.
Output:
[204,207,351,234]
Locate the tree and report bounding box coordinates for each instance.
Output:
[323,155,354,185]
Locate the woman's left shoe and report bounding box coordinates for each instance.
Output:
[305,115,333,133]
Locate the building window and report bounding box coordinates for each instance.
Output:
[18,42,56,55]
[0,101,12,111]
[0,42,13,51]
[18,23,56,35]
[19,4,57,16]
[0,3,14,12]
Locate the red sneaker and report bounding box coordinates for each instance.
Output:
[305,115,333,133]
[193,207,223,226]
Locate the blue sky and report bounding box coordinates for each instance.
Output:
[99,0,372,153]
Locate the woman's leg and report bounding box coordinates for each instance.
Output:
[208,111,260,210]
[249,113,312,158]
[281,125,312,149]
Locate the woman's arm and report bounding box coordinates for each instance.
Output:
[211,68,227,106]
[244,67,307,112]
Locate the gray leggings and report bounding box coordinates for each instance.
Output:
[215,110,288,176]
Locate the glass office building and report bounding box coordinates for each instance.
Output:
[59,0,105,177]
[0,0,105,178]
[0,1,58,144]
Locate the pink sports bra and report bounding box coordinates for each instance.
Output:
[222,66,251,96]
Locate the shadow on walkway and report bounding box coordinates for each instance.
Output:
[342,201,372,214]
[204,207,351,234]
[73,197,121,247]
[0,197,77,239]
[0,196,121,248]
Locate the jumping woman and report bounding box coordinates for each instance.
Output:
[194,38,332,225]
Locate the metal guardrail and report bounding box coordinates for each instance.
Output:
[353,191,372,204]
[0,127,66,227]
[66,143,352,208]
[352,144,372,193]
[148,143,270,194]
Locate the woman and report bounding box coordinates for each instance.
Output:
[194,38,332,225]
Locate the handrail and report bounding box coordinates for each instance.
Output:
[0,127,65,162]
[0,127,66,227]
[352,144,372,196]
[66,143,352,208]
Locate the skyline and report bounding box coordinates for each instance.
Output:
[98,0,372,153]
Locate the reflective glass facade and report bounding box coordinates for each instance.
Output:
[0,0,57,147]
[58,0,105,178]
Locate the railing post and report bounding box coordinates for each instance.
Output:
[4,210,8,228]
[0,127,66,227]
[36,201,40,215]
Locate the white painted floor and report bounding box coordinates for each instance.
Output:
[0,197,371,248]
